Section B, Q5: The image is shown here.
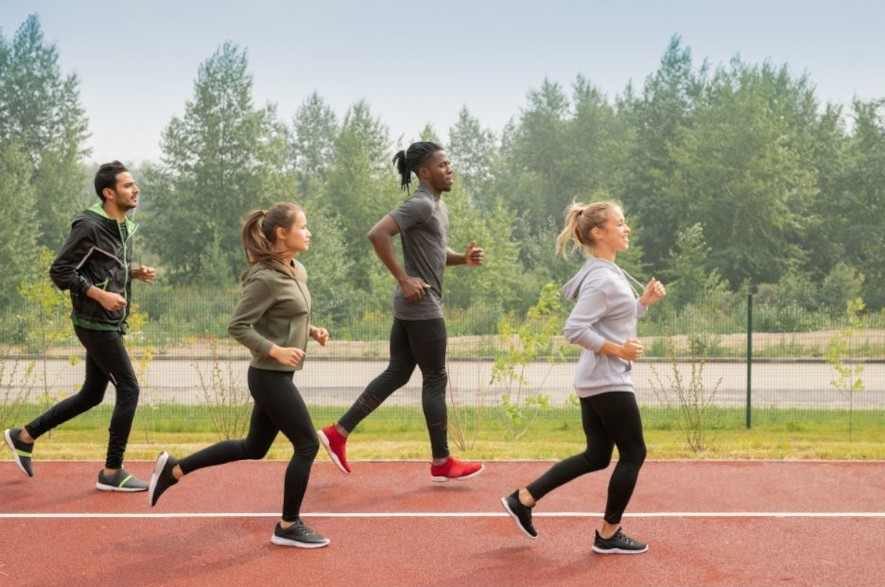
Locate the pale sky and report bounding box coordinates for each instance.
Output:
[2,0,883,165]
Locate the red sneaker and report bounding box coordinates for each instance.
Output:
[318,424,351,474]
[430,456,484,482]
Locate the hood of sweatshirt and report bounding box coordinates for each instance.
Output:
[562,257,623,301]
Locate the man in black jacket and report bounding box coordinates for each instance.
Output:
[4,161,156,491]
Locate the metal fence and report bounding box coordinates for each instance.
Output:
[2,293,884,434]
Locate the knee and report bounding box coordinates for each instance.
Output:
[423,368,447,391]
[116,383,140,409]
[582,450,612,472]
[620,443,647,468]
[83,393,105,409]
[240,439,271,460]
[295,438,319,461]
[636,444,647,467]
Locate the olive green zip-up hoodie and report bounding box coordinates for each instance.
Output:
[228,260,311,372]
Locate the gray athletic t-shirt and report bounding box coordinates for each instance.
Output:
[388,186,449,320]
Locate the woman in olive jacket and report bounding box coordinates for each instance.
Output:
[148,202,332,548]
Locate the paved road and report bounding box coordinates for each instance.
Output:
[3,358,884,409]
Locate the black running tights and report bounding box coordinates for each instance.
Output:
[526,391,646,524]
[338,317,449,460]
[179,367,319,522]
[26,326,139,470]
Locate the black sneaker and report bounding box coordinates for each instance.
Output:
[592,527,648,554]
[501,490,537,539]
[4,428,34,477]
[96,468,149,492]
[271,519,330,548]
[149,451,179,506]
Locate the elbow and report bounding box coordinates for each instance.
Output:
[563,325,581,344]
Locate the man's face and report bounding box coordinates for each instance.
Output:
[420,150,454,193]
[105,172,139,211]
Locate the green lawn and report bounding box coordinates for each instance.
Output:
[5,404,884,462]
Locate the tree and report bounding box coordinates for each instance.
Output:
[0,14,90,251]
[0,142,39,319]
[665,58,818,287]
[322,101,395,290]
[497,78,572,234]
[840,99,885,309]
[442,183,523,329]
[665,223,724,309]
[622,36,705,272]
[145,42,294,283]
[448,106,499,209]
[566,75,630,202]
[290,92,338,196]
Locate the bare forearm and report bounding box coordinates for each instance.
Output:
[369,232,408,282]
[446,248,466,266]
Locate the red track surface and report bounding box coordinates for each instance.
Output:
[2,460,884,586]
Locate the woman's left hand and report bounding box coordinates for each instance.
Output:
[639,278,666,307]
[310,326,329,347]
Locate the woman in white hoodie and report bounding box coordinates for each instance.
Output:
[501,201,666,554]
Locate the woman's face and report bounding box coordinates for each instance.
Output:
[594,206,630,252]
[276,211,311,255]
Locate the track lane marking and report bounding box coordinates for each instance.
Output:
[3,512,885,519]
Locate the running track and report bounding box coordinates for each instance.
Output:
[2,460,884,586]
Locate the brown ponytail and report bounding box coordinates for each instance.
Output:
[241,202,303,278]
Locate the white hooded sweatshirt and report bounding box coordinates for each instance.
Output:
[562,257,647,398]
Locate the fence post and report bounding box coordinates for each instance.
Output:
[746,292,753,429]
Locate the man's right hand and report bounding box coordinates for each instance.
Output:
[398,276,431,302]
[88,287,127,312]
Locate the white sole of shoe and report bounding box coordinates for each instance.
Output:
[317,429,350,474]
[431,463,485,482]
[500,497,538,539]
[592,545,649,554]
[148,451,169,505]
[271,535,331,548]
[95,483,147,492]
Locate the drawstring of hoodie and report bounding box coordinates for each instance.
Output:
[617,266,646,299]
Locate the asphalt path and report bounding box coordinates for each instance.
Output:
[3,358,883,410]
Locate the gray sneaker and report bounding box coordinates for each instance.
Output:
[96,468,149,492]
[271,519,330,548]
[592,527,648,554]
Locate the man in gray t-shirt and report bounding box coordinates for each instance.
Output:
[318,141,486,482]
[389,185,448,320]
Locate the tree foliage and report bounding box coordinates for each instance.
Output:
[144,42,293,283]
[4,16,885,345]
[0,14,90,251]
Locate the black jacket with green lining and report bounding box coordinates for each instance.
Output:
[49,202,139,332]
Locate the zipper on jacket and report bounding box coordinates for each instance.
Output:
[116,220,130,331]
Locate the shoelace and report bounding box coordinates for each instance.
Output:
[292,519,317,537]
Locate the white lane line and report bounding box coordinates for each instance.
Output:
[1,512,884,519]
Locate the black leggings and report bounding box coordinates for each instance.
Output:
[26,326,139,470]
[179,367,319,522]
[338,317,449,460]
[526,391,646,524]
